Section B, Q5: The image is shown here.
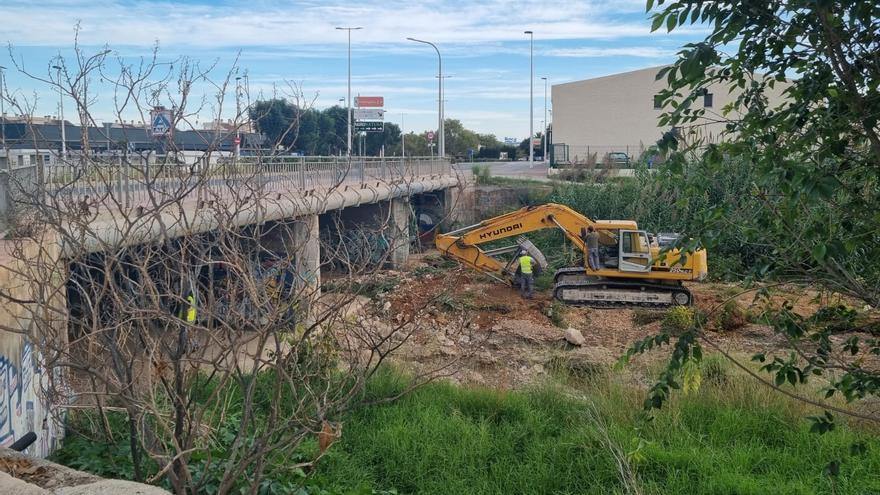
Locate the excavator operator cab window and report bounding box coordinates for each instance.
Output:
[619,230,652,272]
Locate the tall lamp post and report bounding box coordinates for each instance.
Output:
[524,31,534,168]
[541,76,548,162]
[407,37,444,158]
[52,64,67,160]
[0,65,6,156]
[336,26,362,157]
[235,76,242,160]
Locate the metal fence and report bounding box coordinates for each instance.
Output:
[551,143,664,168]
[0,156,451,226]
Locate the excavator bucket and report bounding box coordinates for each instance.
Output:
[516,237,547,270]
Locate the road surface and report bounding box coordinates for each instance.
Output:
[455,160,550,181]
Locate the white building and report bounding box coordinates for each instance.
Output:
[551,65,789,164]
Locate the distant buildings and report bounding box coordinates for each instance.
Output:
[0,117,262,169]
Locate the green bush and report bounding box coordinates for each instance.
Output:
[716,300,747,332]
[470,164,492,184]
[662,306,695,335]
[546,300,567,328]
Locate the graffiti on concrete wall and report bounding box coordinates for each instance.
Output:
[0,338,61,457]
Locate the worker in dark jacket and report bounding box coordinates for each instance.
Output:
[584,226,601,270]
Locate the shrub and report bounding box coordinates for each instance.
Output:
[716,300,747,332]
[662,306,695,335]
[471,164,492,184]
[546,300,568,328]
[632,308,664,326]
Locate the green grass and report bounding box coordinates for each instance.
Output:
[309,367,880,495]
[50,364,880,494]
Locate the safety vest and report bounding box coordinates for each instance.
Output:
[519,255,533,275]
[186,295,197,323]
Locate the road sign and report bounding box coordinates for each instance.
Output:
[354,108,385,120]
[355,96,384,108]
[427,131,435,142]
[233,136,241,145]
[532,138,542,147]
[355,121,384,132]
[150,107,173,137]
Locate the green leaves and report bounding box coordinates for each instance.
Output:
[808,411,836,435]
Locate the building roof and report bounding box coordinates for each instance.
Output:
[552,65,668,89]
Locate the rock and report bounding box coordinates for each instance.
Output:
[491,324,502,332]
[55,480,172,494]
[0,471,49,495]
[438,336,455,347]
[382,301,392,312]
[564,327,586,346]
[531,363,546,375]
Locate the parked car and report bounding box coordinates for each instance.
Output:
[604,152,631,167]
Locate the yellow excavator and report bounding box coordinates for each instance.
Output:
[435,203,708,307]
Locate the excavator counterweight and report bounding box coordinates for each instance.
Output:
[435,203,707,308]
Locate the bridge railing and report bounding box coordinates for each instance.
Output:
[2,156,451,215]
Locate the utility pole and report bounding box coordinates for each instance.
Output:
[541,76,548,162]
[524,31,534,168]
[401,113,405,157]
[407,37,444,158]
[336,26,362,157]
[52,64,67,161]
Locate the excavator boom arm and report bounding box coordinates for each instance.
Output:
[435,203,637,280]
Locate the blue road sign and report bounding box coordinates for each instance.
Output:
[150,108,172,137]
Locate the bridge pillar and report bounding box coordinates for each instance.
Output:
[292,214,321,296]
[388,197,410,269]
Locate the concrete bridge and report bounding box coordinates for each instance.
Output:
[0,155,462,457]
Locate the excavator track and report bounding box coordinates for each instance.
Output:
[552,268,692,308]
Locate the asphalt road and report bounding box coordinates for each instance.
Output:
[456,160,550,181]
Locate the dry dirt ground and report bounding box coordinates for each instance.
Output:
[346,252,875,390]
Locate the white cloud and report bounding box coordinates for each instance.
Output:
[543,46,676,58]
[0,0,663,49]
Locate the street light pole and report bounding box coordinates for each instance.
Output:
[524,31,534,168]
[235,76,242,160]
[52,64,66,160]
[541,76,548,162]
[407,37,444,158]
[336,26,362,158]
[401,113,405,157]
[0,65,6,157]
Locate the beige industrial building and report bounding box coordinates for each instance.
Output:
[551,65,788,164]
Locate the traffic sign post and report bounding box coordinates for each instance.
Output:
[354,108,385,120]
[150,107,173,138]
[354,121,384,132]
[355,96,384,108]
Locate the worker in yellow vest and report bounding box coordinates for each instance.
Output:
[517,252,535,299]
[179,292,197,323]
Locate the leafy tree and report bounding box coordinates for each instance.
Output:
[443,119,480,157]
[627,0,880,433]
[249,99,298,149]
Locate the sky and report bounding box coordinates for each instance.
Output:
[0,0,707,140]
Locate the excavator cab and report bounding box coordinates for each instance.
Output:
[618,230,652,272]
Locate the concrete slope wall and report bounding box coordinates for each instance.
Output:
[0,240,65,457]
